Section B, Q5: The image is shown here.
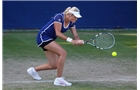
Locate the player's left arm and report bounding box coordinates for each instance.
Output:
[70,27,80,40]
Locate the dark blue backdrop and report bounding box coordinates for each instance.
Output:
[3,1,137,29]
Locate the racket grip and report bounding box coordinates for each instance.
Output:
[77,40,84,44]
[83,41,85,44]
[80,40,84,44]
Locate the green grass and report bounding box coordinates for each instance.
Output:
[3,29,137,90]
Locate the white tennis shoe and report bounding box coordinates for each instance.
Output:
[54,77,72,86]
[27,67,42,80]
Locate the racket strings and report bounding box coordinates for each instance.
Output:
[93,34,114,49]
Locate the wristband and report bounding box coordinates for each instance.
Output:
[66,37,73,42]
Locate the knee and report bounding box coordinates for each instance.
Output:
[59,50,67,57]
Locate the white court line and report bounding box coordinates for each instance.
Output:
[3,79,136,84]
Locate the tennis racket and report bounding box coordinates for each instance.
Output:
[84,32,115,50]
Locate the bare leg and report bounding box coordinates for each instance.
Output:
[31,41,71,86]
[34,41,66,77]
[43,41,67,77]
[35,51,58,71]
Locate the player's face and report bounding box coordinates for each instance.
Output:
[69,14,77,23]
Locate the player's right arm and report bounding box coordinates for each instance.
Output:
[53,14,69,41]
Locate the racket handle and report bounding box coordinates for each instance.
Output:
[83,41,85,44]
[77,40,84,44]
[81,40,85,44]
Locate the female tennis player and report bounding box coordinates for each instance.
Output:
[27,6,84,86]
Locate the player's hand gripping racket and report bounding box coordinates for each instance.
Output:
[84,32,115,50]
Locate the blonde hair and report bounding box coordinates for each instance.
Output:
[63,6,80,14]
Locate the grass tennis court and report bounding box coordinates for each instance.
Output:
[3,29,137,90]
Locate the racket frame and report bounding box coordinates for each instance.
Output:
[84,32,115,50]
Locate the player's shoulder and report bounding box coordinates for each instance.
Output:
[54,13,63,19]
